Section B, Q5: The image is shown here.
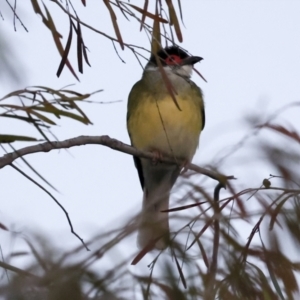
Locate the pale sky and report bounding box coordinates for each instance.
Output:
[1,0,300,279]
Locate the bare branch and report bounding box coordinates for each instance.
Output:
[10,163,89,251]
[5,0,28,32]
[0,135,233,182]
[0,260,37,278]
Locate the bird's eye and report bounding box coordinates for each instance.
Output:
[165,55,181,65]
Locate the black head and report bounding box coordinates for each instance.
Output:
[148,46,202,67]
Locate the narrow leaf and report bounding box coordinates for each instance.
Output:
[33,106,91,124]
[177,0,184,23]
[151,3,162,56]
[0,223,8,231]
[10,251,29,257]
[165,0,183,42]
[26,110,50,141]
[0,135,38,143]
[161,201,206,212]
[259,234,285,300]
[82,43,91,67]
[77,21,83,73]
[131,239,157,265]
[263,123,300,143]
[187,220,212,250]
[128,3,168,24]
[156,56,181,110]
[42,4,79,80]
[29,110,57,125]
[193,67,207,82]
[0,89,28,101]
[139,0,148,31]
[173,252,187,288]
[269,197,289,230]
[103,0,124,50]
[0,114,40,124]
[57,17,73,78]
[192,231,209,268]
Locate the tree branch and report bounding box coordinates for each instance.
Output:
[0,135,233,182]
[51,0,150,54]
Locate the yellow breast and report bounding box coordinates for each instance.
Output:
[127,79,204,161]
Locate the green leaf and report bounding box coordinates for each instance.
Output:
[0,135,38,143]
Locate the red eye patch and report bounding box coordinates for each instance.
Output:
[165,55,182,65]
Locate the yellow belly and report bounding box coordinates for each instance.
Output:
[128,94,202,161]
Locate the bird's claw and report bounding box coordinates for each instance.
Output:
[151,150,163,165]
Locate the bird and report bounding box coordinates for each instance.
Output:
[127,45,205,250]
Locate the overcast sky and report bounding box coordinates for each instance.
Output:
[1,0,300,275]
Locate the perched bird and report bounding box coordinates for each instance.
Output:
[127,46,205,249]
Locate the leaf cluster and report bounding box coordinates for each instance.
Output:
[0,86,100,143]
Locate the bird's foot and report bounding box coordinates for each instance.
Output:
[151,150,163,165]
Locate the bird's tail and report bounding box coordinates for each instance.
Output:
[137,163,180,250]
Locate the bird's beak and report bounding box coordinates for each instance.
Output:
[181,56,203,66]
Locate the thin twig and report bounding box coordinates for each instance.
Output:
[0,245,10,283]
[10,163,89,251]
[239,190,291,263]
[5,0,28,32]
[146,255,160,298]
[13,0,16,31]
[52,0,150,53]
[203,182,224,300]
[112,40,126,63]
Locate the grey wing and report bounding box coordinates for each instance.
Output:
[127,80,145,189]
[192,82,205,130]
[201,106,205,130]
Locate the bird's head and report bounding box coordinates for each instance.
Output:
[145,46,203,78]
